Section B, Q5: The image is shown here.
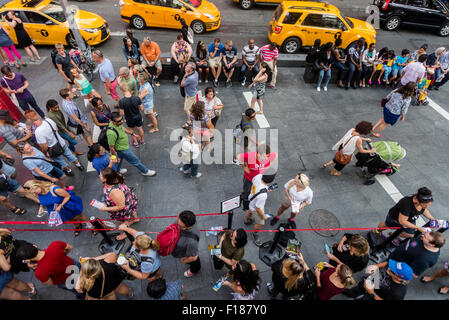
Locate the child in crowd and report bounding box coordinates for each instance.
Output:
[369,47,388,85]
[390,49,410,87]
[377,50,395,85]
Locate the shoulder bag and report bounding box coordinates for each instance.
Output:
[44,120,65,158]
[1,77,19,107]
[334,136,355,165]
[23,156,62,169]
[85,267,109,300]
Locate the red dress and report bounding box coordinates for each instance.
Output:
[316,267,345,300]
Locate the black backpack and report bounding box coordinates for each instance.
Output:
[0,173,10,191]
[51,48,59,69]
[98,126,119,153]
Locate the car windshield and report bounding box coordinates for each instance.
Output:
[23,0,44,7]
[342,16,353,28]
[41,4,67,23]
[184,0,202,8]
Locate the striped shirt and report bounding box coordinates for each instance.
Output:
[62,99,88,125]
[260,45,279,62]
[0,124,25,146]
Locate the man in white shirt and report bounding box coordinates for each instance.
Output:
[244,171,276,246]
[240,39,260,86]
[179,127,201,178]
[25,110,84,176]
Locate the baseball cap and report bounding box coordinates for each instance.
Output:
[388,259,413,281]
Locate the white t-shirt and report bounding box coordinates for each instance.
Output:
[284,179,313,205]
[249,174,268,212]
[35,118,66,148]
[200,96,222,119]
[242,45,260,63]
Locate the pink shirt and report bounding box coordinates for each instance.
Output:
[260,45,279,62]
[400,62,426,85]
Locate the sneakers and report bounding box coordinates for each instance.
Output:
[316,87,320,92]
[173,75,178,83]
[142,169,156,176]
[232,159,240,165]
[288,219,297,229]
[225,80,232,88]
[193,172,202,178]
[198,79,202,84]
[119,169,128,174]
[270,216,280,226]
[154,79,160,87]
[213,79,218,87]
[392,238,402,246]
[268,84,276,89]
[76,164,85,171]
[205,79,209,83]
[184,269,195,278]
[266,282,276,297]
[179,167,189,174]
[64,169,74,176]
[241,78,246,86]
[323,86,328,92]
[253,233,262,247]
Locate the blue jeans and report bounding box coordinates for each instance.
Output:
[346,62,362,85]
[56,261,84,299]
[18,96,45,118]
[383,65,392,80]
[334,61,346,81]
[53,144,78,169]
[182,160,199,177]
[117,148,148,174]
[240,62,259,82]
[58,130,78,153]
[317,68,331,87]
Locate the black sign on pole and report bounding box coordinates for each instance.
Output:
[221,195,240,230]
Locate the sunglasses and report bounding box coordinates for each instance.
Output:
[114,118,123,123]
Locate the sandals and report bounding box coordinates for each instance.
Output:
[149,128,159,133]
[438,287,449,295]
[131,142,139,148]
[147,123,154,128]
[420,276,433,283]
[371,132,382,138]
[182,122,191,129]
[28,283,37,296]
[74,225,82,237]
[11,207,27,215]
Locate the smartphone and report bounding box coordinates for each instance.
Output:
[324,243,330,254]
[268,183,278,191]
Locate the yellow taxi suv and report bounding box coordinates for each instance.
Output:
[233,0,283,10]
[268,1,376,53]
[0,0,110,46]
[119,0,220,34]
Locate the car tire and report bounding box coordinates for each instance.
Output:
[383,16,401,31]
[239,0,253,9]
[131,15,146,30]
[438,23,449,37]
[282,37,301,54]
[191,20,206,34]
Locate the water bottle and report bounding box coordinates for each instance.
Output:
[212,276,227,292]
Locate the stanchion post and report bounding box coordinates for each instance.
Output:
[269,227,284,254]
[90,216,113,246]
[226,210,233,230]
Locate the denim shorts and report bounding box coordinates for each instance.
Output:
[1,161,16,177]
[0,178,21,198]
[385,214,416,235]
[0,270,14,294]
[35,167,64,181]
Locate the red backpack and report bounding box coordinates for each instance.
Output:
[156,223,181,256]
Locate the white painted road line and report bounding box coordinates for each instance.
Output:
[242,91,270,129]
[374,175,404,203]
[110,31,126,37]
[428,98,449,122]
[86,125,101,173]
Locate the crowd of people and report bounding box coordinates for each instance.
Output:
[0,18,446,301]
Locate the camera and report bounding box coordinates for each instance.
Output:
[267,183,278,191]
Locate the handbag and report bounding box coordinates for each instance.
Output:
[381,98,389,108]
[44,120,65,158]
[334,136,355,165]
[1,77,19,107]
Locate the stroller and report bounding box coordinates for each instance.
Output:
[412,70,432,106]
[355,141,406,185]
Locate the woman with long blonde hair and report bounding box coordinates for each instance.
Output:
[23,180,90,236]
[75,253,132,300]
[267,253,316,300]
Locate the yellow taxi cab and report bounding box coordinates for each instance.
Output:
[233,0,283,10]
[268,1,376,53]
[0,0,110,46]
[119,0,220,34]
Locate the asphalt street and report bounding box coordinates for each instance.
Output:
[0,0,449,301]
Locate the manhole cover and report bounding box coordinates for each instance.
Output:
[309,209,340,237]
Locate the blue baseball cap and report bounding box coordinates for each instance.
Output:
[388,259,413,281]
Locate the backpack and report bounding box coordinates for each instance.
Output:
[0,173,10,191]
[233,117,252,144]
[306,47,320,64]
[51,48,60,69]
[98,126,119,153]
[157,224,181,256]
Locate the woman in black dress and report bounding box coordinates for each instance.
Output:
[5,11,40,62]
